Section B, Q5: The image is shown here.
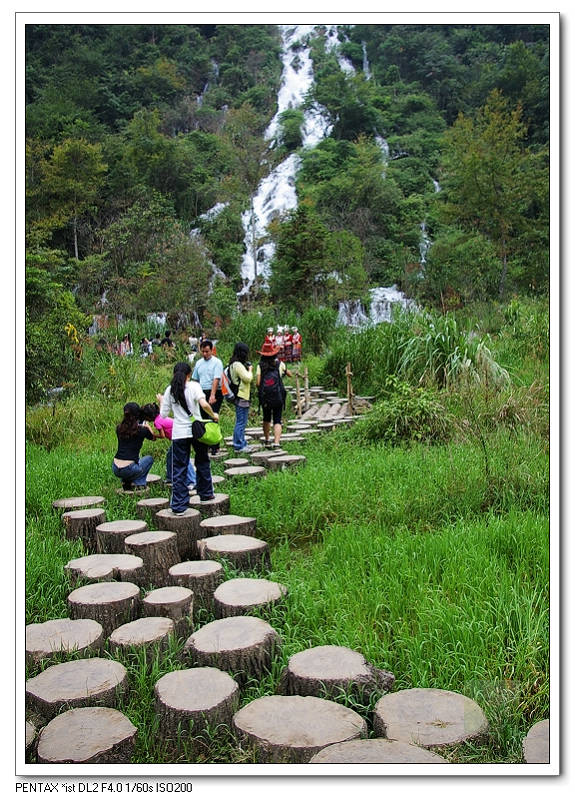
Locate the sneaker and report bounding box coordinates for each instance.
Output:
[172,508,187,515]
[271,443,281,449]
[236,445,255,453]
[187,484,196,491]
[263,440,271,449]
[200,495,216,502]
[121,482,134,491]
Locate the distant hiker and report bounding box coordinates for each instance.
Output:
[160,361,219,513]
[228,342,254,453]
[119,333,133,356]
[140,401,196,490]
[291,327,302,362]
[140,337,152,357]
[283,327,293,363]
[256,342,292,448]
[112,402,156,491]
[152,332,162,348]
[161,330,174,349]
[188,334,199,352]
[192,339,224,454]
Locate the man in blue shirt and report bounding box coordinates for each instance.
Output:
[192,340,224,454]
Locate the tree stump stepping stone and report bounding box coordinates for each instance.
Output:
[188,493,230,518]
[168,560,224,607]
[155,667,239,740]
[124,530,180,586]
[61,508,106,551]
[53,496,106,512]
[136,496,170,520]
[309,738,448,763]
[26,657,128,720]
[142,586,193,636]
[26,720,37,759]
[109,617,175,654]
[233,695,367,764]
[207,450,228,461]
[250,449,288,465]
[223,457,250,468]
[223,465,267,480]
[96,519,148,554]
[36,707,137,764]
[373,688,489,748]
[211,474,226,487]
[184,615,280,680]
[146,473,162,487]
[155,508,202,560]
[317,422,335,431]
[522,719,550,763]
[199,514,257,537]
[197,534,270,571]
[213,578,287,618]
[67,582,141,637]
[267,454,307,471]
[65,553,145,586]
[26,618,104,665]
[278,645,395,702]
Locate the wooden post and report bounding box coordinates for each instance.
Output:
[304,367,310,411]
[346,362,355,415]
[294,371,302,417]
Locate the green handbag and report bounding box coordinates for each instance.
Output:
[191,417,223,446]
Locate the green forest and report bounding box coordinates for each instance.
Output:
[24,22,552,769]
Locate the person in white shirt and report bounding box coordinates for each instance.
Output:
[160,361,219,513]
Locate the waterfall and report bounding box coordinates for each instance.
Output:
[337,286,416,328]
[190,202,228,287]
[324,24,356,75]
[419,222,432,266]
[362,42,372,79]
[433,178,441,193]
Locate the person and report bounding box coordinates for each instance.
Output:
[192,339,224,454]
[119,333,133,356]
[140,337,152,357]
[274,326,285,362]
[228,342,254,453]
[188,334,199,352]
[291,326,302,362]
[264,327,275,348]
[160,361,219,513]
[161,330,174,349]
[256,342,292,448]
[283,326,293,363]
[112,402,156,491]
[152,332,162,348]
[140,401,196,490]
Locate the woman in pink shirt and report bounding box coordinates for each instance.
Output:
[140,402,196,488]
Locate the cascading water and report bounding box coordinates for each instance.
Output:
[337,286,416,328]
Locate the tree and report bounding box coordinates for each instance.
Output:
[440,89,547,297]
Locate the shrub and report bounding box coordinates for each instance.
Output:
[353,376,450,445]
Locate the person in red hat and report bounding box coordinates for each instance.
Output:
[256,341,293,448]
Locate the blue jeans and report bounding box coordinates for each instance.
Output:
[233,403,249,451]
[166,444,196,486]
[171,438,213,511]
[112,455,154,488]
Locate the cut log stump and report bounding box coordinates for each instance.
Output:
[214,578,287,618]
[26,720,37,760]
[96,520,148,554]
[26,618,104,666]
[199,514,257,538]
[267,455,306,472]
[278,645,394,703]
[188,493,230,518]
[67,582,140,637]
[124,530,180,587]
[142,586,193,637]
[26,657,127,721]
[155,667,239,741]
[250,450,288,465]
[36,707,136,764]
[168,560,223,611]
[373,688,489,748]
[61,508,106,551]
[522,719,550,763]
[309,738,448,763]
[223,457,250,468]
[233,695,367,764]
[135,496,170,520]
[184,615,280,682]
[65,553,145,586]
[197,534,270,572]
[146,473,162,488]
[154,508,202,560]
[53,496,106,513]
[211,474,226,488]
[223,465,267,480]
[109,617,175,654]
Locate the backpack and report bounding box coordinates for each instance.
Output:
[222,364,239,404]
[258,360,286,409]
